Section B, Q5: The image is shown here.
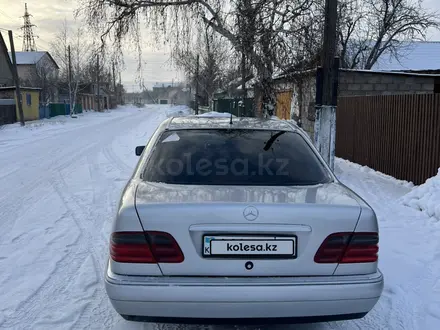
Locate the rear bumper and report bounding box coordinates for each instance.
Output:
[105,262,384,322]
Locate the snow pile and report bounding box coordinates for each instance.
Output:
[196,111,236,118]
[401,168,440,221]
[336,158,414,188]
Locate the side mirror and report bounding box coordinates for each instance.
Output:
[135,146,145,156]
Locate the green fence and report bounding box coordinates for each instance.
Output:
[49,103,83,117]
[213,98,255,117]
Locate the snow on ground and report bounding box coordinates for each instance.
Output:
[334,158,440,330]
[400,169,440,221]
[1,108,440,330]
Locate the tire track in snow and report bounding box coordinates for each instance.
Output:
[2,110,155,329]
[0,142,101,244]
[3,174,95,329]
[0,110,149,243]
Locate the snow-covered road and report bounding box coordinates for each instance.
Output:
[1,105,439,330]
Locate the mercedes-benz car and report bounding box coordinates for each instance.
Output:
[105,115,384,324]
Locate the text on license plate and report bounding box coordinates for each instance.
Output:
[203,236,296,257]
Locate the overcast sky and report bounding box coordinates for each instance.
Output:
[0,0,184,91]
[1,0,440,91]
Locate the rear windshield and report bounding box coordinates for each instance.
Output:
[142,129,332,186]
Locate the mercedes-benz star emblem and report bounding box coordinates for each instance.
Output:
[243,206,259,221]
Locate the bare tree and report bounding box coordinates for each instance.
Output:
[79,0,316,117]
[172,26,235,106]
[51,21,95,114]
[338,0,439,69]
[24,58,59,105]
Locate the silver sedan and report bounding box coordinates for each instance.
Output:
[105,115,384,325]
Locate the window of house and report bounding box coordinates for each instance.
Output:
[26,93,32,106]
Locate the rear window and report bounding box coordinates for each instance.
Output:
[142,129,332,186]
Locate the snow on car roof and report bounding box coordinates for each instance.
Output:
[166,115,297,131]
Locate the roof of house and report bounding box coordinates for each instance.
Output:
[153,82,175,88]
[0,86,42,91]
[371,41,440,71]
[8,51,59,69]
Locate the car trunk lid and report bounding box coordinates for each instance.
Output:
[135,182,362,276]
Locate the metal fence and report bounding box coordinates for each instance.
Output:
[49,103,83,117]
[0,99,17,126]
[336,94,440,185]
[213,98,255,117]
[0,104,17,126]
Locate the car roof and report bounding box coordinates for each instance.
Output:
[165,116,298,131]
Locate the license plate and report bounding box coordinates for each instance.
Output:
[203,236,297,258]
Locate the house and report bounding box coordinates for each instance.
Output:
[272,66,440,138]
[0,33,14,87]
[0,32,42,124]
[57,82,114,112]
[0,86,42,122]
[151,83,190,105]
[8,51,59,103]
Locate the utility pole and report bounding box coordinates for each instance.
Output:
[112,61,117,104]
[97,55,100,111]
[119,71,123,105]
[241,51,246,117]
[314,0,338,170]
[68,45,72,115]
[8,30,25,126]
[195,54,199,115]
[321,0,338,105]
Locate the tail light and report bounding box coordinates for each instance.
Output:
[110,231,184,263]
[314,232,378,264]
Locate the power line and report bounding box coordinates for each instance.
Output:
[0,9,13,20]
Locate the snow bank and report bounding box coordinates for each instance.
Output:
[336,158,414,188]
[196,111,236,118]
[401,168,440,221]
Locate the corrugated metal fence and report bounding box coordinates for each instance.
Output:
[336,94,440,185]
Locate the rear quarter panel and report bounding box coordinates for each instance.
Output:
[333,205,380,276]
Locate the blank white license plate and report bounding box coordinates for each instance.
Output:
[203,236,297,258]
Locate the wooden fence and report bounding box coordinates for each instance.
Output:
[336,94,440,185]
